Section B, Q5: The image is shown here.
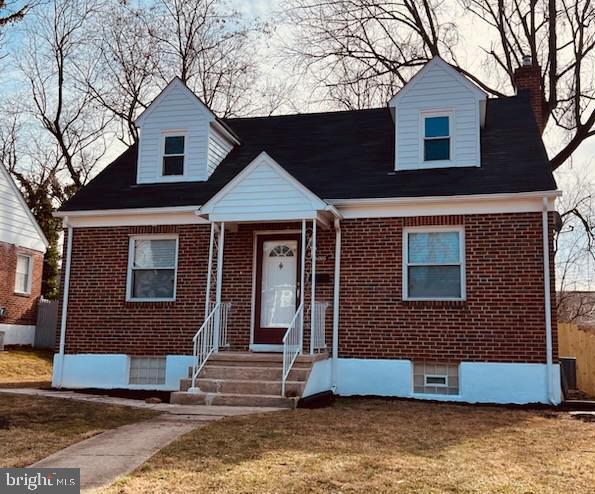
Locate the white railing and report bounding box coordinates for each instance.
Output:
[190,302,231,390]
[281,303,304,397]
[311,301,328,352]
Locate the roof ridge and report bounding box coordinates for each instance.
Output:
[223,106,388,123]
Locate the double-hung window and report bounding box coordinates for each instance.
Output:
[127,236,178,301]
[423,114,450,161]
[162,135,185,176]
[14,254,32,295]
[403,228,465,300]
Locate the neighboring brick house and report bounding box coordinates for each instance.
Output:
[53,56,561,406]
[0,164,48,345]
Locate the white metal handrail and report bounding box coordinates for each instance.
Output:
[281,303,304,396]
[190,302,231,390]
[312,301,328,352]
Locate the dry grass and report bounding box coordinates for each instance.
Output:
[0,394,157,467]
[104,398,595,494]
[0,348,54,385]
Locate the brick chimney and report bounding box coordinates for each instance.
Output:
[514,55,545,133]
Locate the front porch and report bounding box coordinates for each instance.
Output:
[174,152,341,405]
[177,217,337,405]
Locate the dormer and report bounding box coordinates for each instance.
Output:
[388,57,487,171]
[134,78,239,184]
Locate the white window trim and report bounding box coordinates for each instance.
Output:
[419,110,454,165]
[402,225,466,301]
[14,254,33,295]
[161,131,187,178]
[424,374,449,388]
[126,234,179,302]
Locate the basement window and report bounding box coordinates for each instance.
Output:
[129,357,166,385]
[413,362,459,395]
[162,135,185,176]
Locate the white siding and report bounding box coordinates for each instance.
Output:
[136,80,235,184]
[393,62,481,170]
[208,127,234,177]
[0,166,47,252]
[204,153,326,222]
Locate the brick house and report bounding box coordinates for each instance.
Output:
[52,56,561,406]
[0,164,48,346]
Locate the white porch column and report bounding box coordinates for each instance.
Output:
[204,222,216,318]
[310,219,317,354]
[214,222,225,350]
[300,220,306,353]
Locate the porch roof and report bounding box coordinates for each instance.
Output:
[199,152,331,223]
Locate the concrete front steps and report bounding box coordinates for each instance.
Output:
[171,351,328,408]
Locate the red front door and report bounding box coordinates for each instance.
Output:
[254,234,301,345]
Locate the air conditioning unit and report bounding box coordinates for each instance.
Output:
[0,307,6,318]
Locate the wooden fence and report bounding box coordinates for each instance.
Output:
[35,298,58,349]
[558,323,595,396]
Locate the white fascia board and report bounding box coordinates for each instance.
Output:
[327,190,562,219]
[54,206,206,228]
[53,205,201,218]
[200,151,328,214]
[211,120,241,146]
[388,56,487,107]
[1,164,49,251]
[135,77,215,127]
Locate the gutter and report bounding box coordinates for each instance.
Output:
[326,190,562,207]
[331,217,341,392]
[542,197,556,404]
[57,218,74,388]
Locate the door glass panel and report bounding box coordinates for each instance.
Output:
[260,240,298,328]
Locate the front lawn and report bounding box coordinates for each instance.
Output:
[0,348,54,386]
[0,394,157,467]
[104,398,595,494]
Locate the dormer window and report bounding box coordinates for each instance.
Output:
[163,135,185,176]
[423,114,451,162]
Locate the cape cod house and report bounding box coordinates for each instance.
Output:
[0,164,48,346]
[52,56,561,407]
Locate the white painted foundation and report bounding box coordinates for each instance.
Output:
[334,358,561,405]
[52,353,562,405]
[0,323,36,346]
[52,354,194,391]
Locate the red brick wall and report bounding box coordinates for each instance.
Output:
[339,213,557,363]
[0,240,44,325]
[60,213,557,364]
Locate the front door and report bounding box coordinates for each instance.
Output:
[254,234,301,345]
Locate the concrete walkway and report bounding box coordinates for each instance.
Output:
[1,388,283,492]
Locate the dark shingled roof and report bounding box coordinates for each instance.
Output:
[60,91,556,212]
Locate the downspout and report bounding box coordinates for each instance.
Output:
[57,219,74,388]
[542,197,556,404]
[331,217,341,392]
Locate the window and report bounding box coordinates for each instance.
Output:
[424,115,450,161]
[14,254,32,294]
[403,228,465,300]
[127,237,178,301]
[162,135,185,176]
[129,357,166,385]
[413,362,459,395]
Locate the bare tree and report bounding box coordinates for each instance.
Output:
[555,166,595,322]
[0,112,62,298]
[18,0,110,193]
[147,0,261,117]
[85,1,161,144]
[286,0,595,171]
